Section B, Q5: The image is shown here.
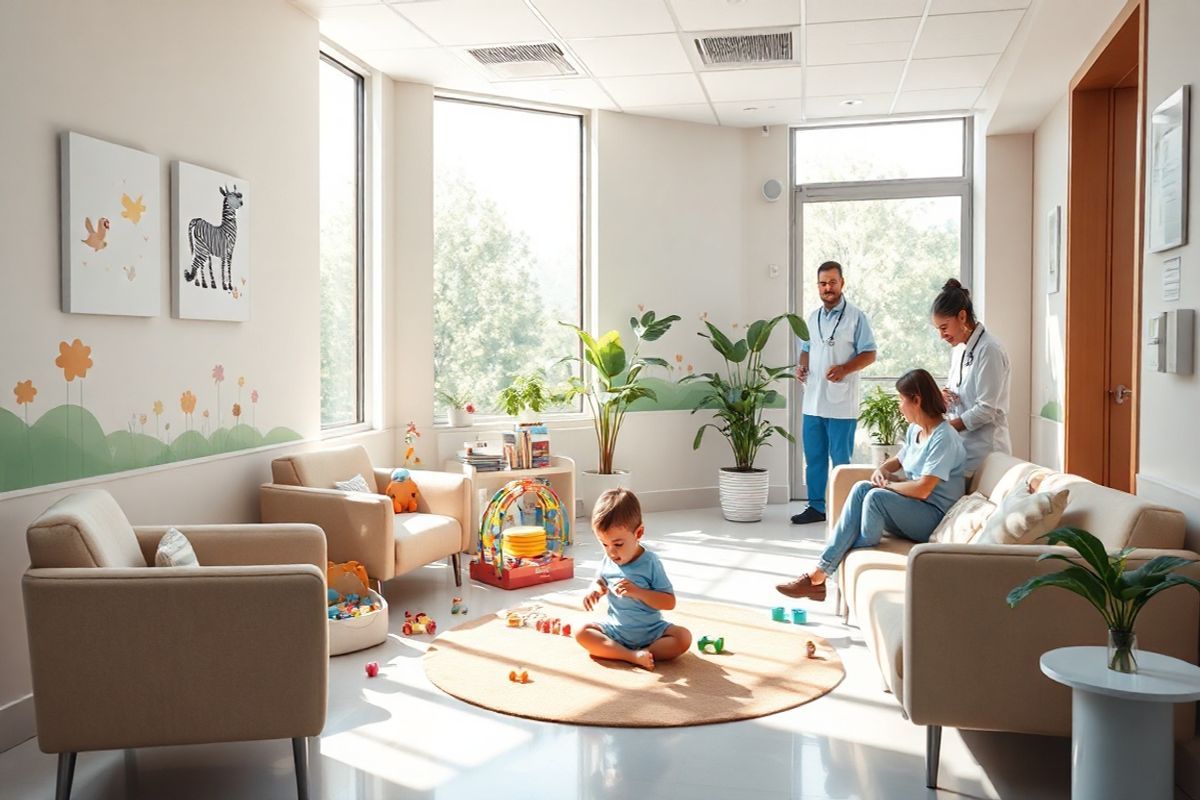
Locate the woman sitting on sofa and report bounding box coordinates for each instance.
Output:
[777,368,967,601]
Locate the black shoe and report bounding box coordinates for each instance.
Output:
[790,507,826,525]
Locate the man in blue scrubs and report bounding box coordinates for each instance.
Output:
[792,261,877,525]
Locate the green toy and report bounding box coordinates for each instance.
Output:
[697,635,725,654]
[771,606,786,622]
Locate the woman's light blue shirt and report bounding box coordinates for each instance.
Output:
[897,421,967,515]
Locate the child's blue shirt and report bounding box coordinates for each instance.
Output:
[597,547,673,646]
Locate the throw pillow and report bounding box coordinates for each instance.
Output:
[155,527,199,567]
[976,487,1071,546]
[930,493,996,544]
[334,473,374,494]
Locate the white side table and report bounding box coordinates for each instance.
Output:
[1041,646,1200,800]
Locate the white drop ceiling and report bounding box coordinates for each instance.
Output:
[299,0,1034,127]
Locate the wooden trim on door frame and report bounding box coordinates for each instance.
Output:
[1063,0,1146,488]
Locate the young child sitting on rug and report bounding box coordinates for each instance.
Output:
[575,488,692,671]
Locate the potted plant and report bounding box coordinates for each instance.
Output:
[559,310,680,511]
[859,386,906,465]
[495,371,554,423]
[436,389,476,428]
[682,314,809,522]
[1007,527,1200,673]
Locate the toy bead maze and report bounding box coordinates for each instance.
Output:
[470,478,573,590]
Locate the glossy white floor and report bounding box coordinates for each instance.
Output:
[2,504,1093,800]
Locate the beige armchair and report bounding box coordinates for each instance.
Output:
[261,444,472,586]
[21,489,328,800]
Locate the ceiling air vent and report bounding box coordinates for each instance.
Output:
[466,42,577,80]
[693,30,794,66]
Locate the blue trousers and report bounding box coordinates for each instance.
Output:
[802,415,857,514]
[817,481,945,573]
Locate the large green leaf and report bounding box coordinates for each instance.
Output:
[702,322,737,360]
[1042,528,1119,589]
[1137,574,1200,604]
[729,339,750,363]
[786,313,810,342]
[1007,571,1111,619]
[1120,556,1196,592]
[640,314,680,342]
[639,356,671,369]
[595,330,627,377]
[745,319,770,352]
[693,423,722,450]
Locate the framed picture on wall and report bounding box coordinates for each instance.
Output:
[60,132,161,316]
[171,161,251,321]
[1047,205,1061,294]
[1149,86,1189,253]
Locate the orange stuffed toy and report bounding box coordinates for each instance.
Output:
[385,467,421,513]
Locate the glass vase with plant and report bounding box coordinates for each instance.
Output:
[1007,527,1200,673]
[495,370,554,421]
[859,385,906,465]
[436,389,476,427]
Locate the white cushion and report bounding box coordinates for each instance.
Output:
[155,527,199,567]
[334,473,374,494]
[977,487,1071,545]
[393,513,462,574]
[930,493,996,544]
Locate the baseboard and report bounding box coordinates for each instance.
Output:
[0,694,35,753]
[1137,473,1200,553]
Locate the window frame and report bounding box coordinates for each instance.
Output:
[431,94,590,426]
[318,50,367,434]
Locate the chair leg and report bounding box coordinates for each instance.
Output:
[925,725,942,789]
[451,553,462,587]
[55,752,76,800]
[292,737,309,800]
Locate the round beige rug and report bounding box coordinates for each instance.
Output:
[423,593,845,727]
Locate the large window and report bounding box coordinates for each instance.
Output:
[318,54,364,429]
[794,118,971,380]
[433,98,583,420]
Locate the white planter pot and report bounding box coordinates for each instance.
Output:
[869,444,900,466]
[718,467,770,522]
[517,410,540,424]
[578,469,631,518]
[447,408,474,427]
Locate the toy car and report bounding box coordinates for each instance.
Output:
[402,611,437,636]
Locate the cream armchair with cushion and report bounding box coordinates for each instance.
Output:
[828,452,1200,789]
[261,444,472,586]
[21,489,328,800]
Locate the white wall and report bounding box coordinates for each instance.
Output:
[1030,97,1070,469]
[0,0,399,750]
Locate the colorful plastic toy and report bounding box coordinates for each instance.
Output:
[791,608,807,625]
[506,612,523,627]
[472,478,572,588]
[562,623,572,637]
[806,640,817,659]
[365,661,380,678]
[508,669,530,684]
[402,611,437,636]
[697,636,725,654]
[451,596,468,615]
[771,606,786,622]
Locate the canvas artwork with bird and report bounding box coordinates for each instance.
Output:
[120,193,146,224]
[81,216,109,251]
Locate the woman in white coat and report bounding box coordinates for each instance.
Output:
[931,279,1012,474]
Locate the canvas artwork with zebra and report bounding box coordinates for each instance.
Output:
[172,161,251,321]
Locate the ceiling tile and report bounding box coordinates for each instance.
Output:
[489,77,618,109]
[568,34,692,77]
[913,9,1024,59]
[893,86,982,113]
[530,0,676,38]
[623,104,719,125]
[903,54,999,91]
[668,0,800,32]
[805,18,919,66]
[700,66,804,102]
[712,98,806,127]
[928,0,1030,12]
[359,47,491,91]
[806,0,925,24]
[805,92,894,118]
[806,61,904,97]
[388,0,552,46]
[601,73,707,106]
[316,4,434,50]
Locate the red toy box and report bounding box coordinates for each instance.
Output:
[469,556,574,590]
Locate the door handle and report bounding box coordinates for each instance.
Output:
[1109,385,1133,404]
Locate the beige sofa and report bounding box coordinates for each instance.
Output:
[261,444,472,586]
[22,489,328,800]
[829,452,1200,790]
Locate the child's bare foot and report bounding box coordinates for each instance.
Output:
[632,649,655,670]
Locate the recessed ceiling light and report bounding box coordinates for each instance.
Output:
[840,98,864,107]
[743,106,758,112]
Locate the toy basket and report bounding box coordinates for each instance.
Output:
[470,478,573,590]
[328,589,388,656]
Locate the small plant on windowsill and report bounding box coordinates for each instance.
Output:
[436,390,476,428]
[495,370,555,423]
[1007,527,1200,674]
[859,386,906,466]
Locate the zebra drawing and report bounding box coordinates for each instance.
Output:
[184,185,243,291]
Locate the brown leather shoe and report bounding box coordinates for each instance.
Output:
[775,574,828,600]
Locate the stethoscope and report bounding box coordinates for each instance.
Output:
[958,324,985,378]
[816,301,846,347]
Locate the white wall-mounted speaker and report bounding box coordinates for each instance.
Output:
[762,178,783,202]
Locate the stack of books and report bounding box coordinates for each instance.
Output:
[456,441,505,472]
[503,423,551,470]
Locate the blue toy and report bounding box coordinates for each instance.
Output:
[771,606,786,622]
[791,608,807,624]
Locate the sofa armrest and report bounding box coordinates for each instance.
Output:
[260,483,394,580]
[903,543,1200,738]
[828,465,875,530]
[133,524,326,569]
[22,564,327,753]
[378,468,473,552]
